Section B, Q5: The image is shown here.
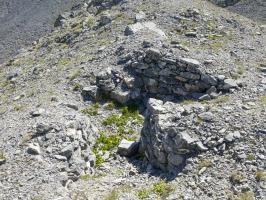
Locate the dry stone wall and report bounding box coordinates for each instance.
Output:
[94,48,238,104]
[127,48,220,97]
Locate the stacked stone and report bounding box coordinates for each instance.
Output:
[129,48,219,97]
[94,48,238,104]
[140,98,208,174]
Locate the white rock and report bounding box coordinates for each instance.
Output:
[27,143,41,155]
[124,22,167,38]
[117,139,139,157]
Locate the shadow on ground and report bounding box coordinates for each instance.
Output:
[226,0,266,23]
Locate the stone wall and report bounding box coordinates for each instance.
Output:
[127,48,220,97]
[140,98,209,174]
[94,48,237,104]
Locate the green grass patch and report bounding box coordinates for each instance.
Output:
[209,95,230,105]
[198,159,213,169]
[246,154,255,161]
[258,95,266,105]
[0,151,5,160]
[102,105,143,136]
[180,99,194,105]
[93,131,121,167]
[13,103,24,112]
[104,189,119,200]
[72,83,82,91]
[81,103,100,116]
[255,170,266,182]
[58,58,71,66]
[137,188,150,199]
[207,34,223,40]
[230,171,245,184]
[79,174,103,181]
[104,101,116,110]
[69,69,81,81]
[103,105,144,127]
[234,191,255,200]
[152,180,173,199]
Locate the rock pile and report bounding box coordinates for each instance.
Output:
[140,98,239,174]
[94,47,238,104]
[29,116,98,183]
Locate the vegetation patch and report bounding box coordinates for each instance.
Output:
[246,154,255,161]
[210,95,230,105]
[255,170,266,182]
[69,69,81,81]
[81,103,100,116]
[72,83,83,91]
[57,57,71,66]
[198,159,213,169]
[230,171,245,184]
[0,150,6,160]
[152,180,173,199]
[137,188,150,199]
[104,101,116,110]
[93,131,121,167]
[257,95,266,105]
[234,191,255,200]
[103,105,144,127]
[104,189,119,200]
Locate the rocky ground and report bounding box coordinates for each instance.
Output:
[0,0,265,200]
[0,0,83,64]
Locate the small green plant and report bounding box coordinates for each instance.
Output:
[73,83,82,91]
[102,105,143,136]
[93,131,121,167]
[104,102,116,110]
[234,191,255,200]
[95,154,105,167]
[210,41,223,51]
[104,189,119,200]
[246,154,255,161]
[81,103,100,116]
[198,159,213,169]
[79,174,102,181]
[255,170,266,182]
[236,65,245,75]
[210,95,230,105]
[79,174,91,181]
[13,104,24,111]
[58,58,71,66]
[69,69,81,81]
[258,95,266,105]
[31,196,44,200]
[137,188,150,199]
[180,99,194,105]
[207,34,223,40]
[86,15,95,28]
[230,171,244,184]
[94,132,121,152]
[103,105,144,127]
[0,151,5,160]
[152,180,173,198]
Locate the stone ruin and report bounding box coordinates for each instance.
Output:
[95,48,237,104]
[83,48,239,173]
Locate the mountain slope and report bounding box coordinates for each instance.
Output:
[0,0,265,199]
[0,0,83,64]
